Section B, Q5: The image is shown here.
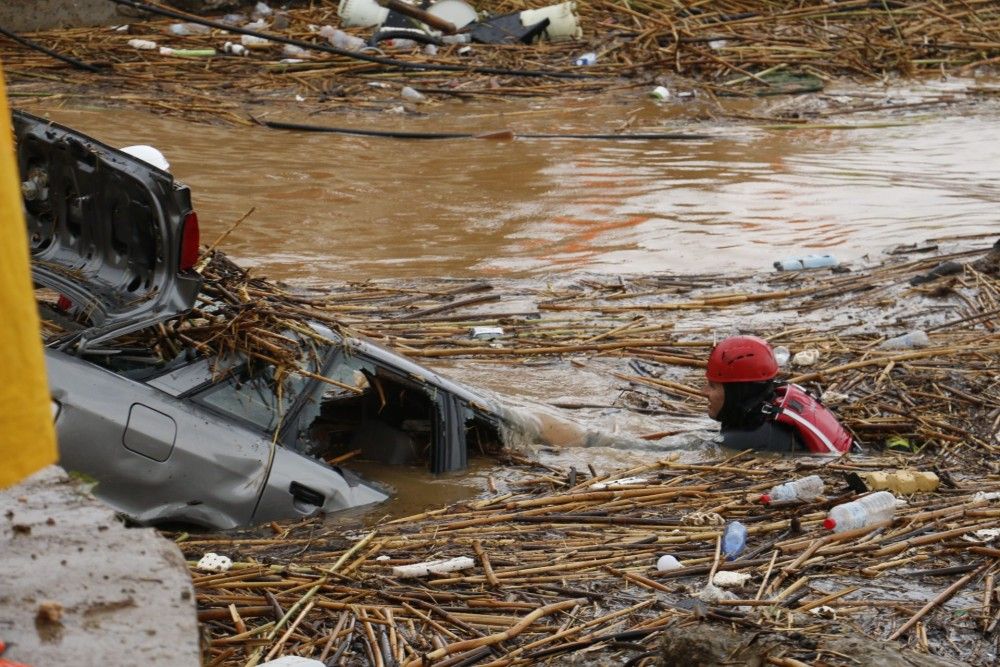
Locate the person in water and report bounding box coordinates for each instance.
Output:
[705,335,855,454]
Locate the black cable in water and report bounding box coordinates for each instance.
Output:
[104,0,598,80]
[259,118,711,141]
[0,26,102,73]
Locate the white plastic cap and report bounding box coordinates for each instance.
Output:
[121,144,170,172]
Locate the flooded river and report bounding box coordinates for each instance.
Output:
[32,93,999,284]
[27,95,1000,516]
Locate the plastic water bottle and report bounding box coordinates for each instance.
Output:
[774,254,838,271]
[879,330,930,350]
[823,491,897,532]
[760,474,824,504]
[721,521,747,560]
[574,52,597,66]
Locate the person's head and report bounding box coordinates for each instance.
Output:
[705,335,778,423]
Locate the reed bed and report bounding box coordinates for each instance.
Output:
[154,237,1000,665]
[2,1,999,123]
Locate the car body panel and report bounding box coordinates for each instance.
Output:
[14,109,201,346]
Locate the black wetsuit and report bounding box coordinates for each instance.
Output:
[714,381,803,453]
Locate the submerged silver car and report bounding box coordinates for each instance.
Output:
[19,110,508,529]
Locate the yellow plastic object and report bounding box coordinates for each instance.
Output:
[0,64,58,488]
[861,470,939,494]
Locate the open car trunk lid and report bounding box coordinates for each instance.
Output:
[15,110,202,348]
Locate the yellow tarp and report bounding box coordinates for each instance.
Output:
[0,61,57,487]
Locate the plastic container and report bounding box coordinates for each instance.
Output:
[861,470,939,494]
[760,474,824,504]
[824,491,897,532]
[721,520,747,560]
[338,0,390,28]
[656,554,682,571]
[649,85,670,100]
[774,254,839,271]
[879,330,930,350]
[519,2,582,42]
[574,52,597,66]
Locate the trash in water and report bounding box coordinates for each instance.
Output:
[470,326,504,340]
[197,552,233,573]
[240,34,271,48]
[223,41,248,56]
[774,254,838,271]
[649,86,670,100]
[167,22,210,36]
[127,39,158,50]
[772,345,790,366]
[791,348,819,367]
[401,86,426,102]
[712,571,751,588]
[574,51,596,66]
[320,26,366,51]
[392,556,475,578]
[656,554,682,571]
[879,330,930,349]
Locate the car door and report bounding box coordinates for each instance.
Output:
[49,350,271,528]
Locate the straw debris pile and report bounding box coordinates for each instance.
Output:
[179,237,1000,666]
[2,1,999,123]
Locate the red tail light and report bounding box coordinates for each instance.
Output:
[179,211,200,271]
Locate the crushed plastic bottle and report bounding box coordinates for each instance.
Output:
[220,13,248,26]
[879,330,930,350]
[127,38,158,50]
[282,44,308,58]
[241,34,271,48]
[574,51,597,66]
[721,520,747,560]
[824,491,898,532]
[760,474,824,504]
[319,26,366,51]
[401,86,426,103]
[772,345,790,366]
[774,254,839,271]
[252,1,273,19]
[167,22,210,36]
[656,554,682,571]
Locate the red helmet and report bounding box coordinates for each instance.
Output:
[706,335,778,383]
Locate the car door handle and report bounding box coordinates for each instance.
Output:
[289,482,325,512]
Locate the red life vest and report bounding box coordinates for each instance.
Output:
[771,384,853,454]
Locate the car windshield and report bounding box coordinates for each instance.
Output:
[195,336,333,435]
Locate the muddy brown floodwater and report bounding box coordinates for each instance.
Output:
[25,91,1000,517]
[30,87,1000,283]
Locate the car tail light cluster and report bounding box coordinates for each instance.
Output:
[179,211,200,271]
